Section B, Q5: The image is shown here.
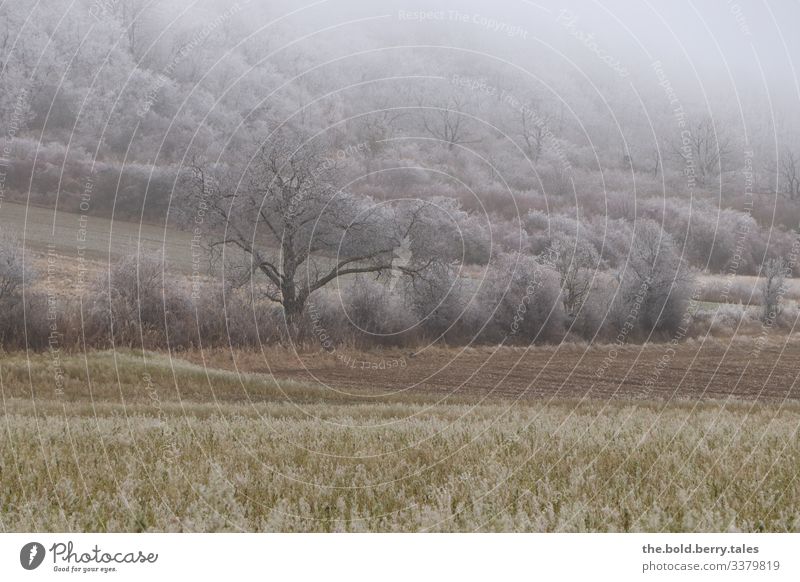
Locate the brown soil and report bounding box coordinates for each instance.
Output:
[183,336,800,403]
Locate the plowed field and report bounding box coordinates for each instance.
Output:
[187,337,800,403]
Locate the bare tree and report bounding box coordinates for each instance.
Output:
[547,234,601,320]
[517,100,553,163]
[356,103,406,148]
[646,147,661,178]
[672,116,732,185]
[187,129,447,334]
[113,0,148,60]
[778,150,800,201]
[761,257,786,322]
[420,95,479,150]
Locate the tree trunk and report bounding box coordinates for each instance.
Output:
[282,299,305,341]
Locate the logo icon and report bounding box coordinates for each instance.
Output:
[20,542,46,570]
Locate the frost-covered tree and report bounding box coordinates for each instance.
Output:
[547,234,601,321]
[187,128,452,333]
[761,257,786,322]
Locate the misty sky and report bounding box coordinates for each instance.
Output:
[260,0,799,101]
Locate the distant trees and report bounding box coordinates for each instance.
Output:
[2,0,800,354]
[778,150,800,201]
[419,93,479,151]
[515,96,556,163]
[672,116,732,185]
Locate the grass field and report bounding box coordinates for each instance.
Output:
[0,201,199,274]
[1,350,799,532]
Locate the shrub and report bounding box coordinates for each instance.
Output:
[192,284,283,348]
[609,220,694,340]
[699,276,760,305]
[408,263,474,344]
[86,252,193,349]
[0,233,37,349]
[341,276,417,347]
[477,252,565,344]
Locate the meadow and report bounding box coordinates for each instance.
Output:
[1,350,798,532]
[0,202,193,268]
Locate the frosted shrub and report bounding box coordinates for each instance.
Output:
[408,263,474,343]
[0,233,37,348]
[342,276,417,347]
[478,252,565,344]
[609,220,694,340]
[87,252,193,348]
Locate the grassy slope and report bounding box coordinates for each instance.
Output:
[1,351,798,532]
[0,201,197,272]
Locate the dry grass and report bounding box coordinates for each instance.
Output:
[1,350,799,532]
